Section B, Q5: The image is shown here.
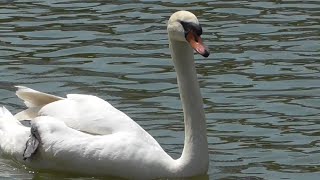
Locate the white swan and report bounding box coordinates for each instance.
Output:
[0,10,210,179]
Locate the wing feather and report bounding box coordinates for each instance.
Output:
[15,86,142,135]
[15,86,64,108]
[39,94,142,135]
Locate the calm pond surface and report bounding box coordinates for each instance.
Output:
[0,0,319,179]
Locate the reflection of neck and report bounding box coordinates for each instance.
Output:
[169,39,208,175]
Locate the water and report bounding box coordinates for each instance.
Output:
[0,0,319,179]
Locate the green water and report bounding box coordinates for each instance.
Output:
[0,0,319,179]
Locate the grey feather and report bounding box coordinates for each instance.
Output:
[23,125,40,160]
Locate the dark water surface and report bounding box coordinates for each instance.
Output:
[0,0,319,179]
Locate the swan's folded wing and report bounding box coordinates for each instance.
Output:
[38,94,142,135]
[15,86,143,135]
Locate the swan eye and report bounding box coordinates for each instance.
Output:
[180,21,203,37]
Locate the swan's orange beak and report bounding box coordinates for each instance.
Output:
[186,31,210,58]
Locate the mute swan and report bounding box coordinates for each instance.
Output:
[0,10,210,179]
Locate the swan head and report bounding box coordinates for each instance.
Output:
[167,10,210,57]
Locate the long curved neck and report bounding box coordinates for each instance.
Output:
[169,39,209,175]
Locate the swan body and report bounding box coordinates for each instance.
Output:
[0,10,210,179]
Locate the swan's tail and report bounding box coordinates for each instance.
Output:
[14,86,64,121]
[0,106,29,160]
[0,106,14,119]
[0,106,19,126]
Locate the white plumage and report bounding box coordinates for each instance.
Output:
[0,10,209,179]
